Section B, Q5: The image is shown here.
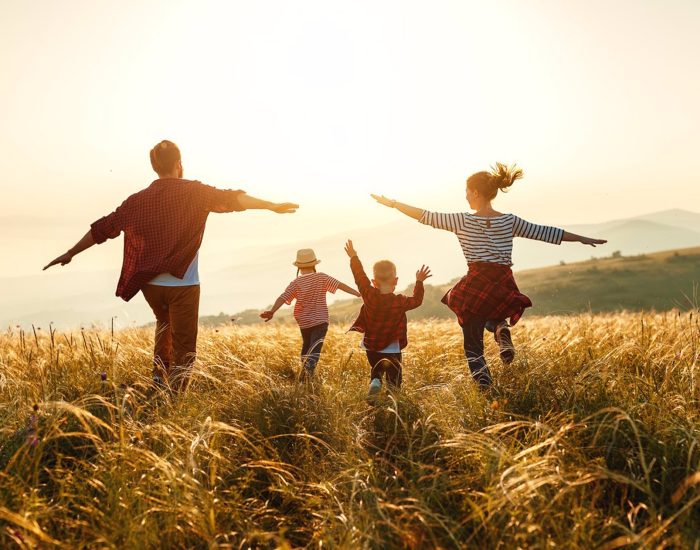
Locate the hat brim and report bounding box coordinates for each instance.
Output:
[293,259,321,267]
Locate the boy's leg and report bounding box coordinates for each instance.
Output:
[366,351,384,382]
[461,316,492,388]
[383,353,403,389]
[142,284,173,384]
[168,285,200,393]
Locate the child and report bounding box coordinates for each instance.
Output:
[260,248,360,380]
[371,163,607,389]
[343,239,431,398]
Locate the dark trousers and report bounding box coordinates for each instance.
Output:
[366,351,403,388]
[461,316,493,388]
[300,322,328,375]
[141,284,200,392]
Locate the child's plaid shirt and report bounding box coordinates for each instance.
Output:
[348,256,424,351]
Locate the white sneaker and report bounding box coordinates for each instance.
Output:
[368,378,382,396]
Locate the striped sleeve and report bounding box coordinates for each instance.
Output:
[512,216,564,245]
[324,275,340,294]
[279,280,297,304]
[419,210,464,233]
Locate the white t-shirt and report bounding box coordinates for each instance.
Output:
[149,252,200,286]
[361,339,401,353]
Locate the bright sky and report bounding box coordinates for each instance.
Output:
[2,0,699,275]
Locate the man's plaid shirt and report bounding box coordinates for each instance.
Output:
[348,255,424,351]
[90,178,245,301]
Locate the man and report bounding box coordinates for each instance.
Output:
[44,140,298,391]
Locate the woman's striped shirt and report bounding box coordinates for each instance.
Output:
[279,272,341,329]
[419,211,564,266]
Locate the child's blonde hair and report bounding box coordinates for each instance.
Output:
[373,260,397,283]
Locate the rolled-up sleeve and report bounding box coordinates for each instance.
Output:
[90,205,125,244]
[195,182,246,213]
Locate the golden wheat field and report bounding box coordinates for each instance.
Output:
[0,313,699,549]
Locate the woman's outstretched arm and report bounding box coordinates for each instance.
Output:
[562,231,607,247]
[371,194,424,220]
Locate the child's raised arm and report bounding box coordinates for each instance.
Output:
[344,240,374,300]
[400,265,431,311]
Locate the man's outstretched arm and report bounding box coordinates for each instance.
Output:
[238,193,299,214]
[43,230,96,270]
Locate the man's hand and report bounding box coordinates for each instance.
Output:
[370,194,396,208]
[416,265,432,282]
[580,236,607,247]
[43,252,73,270]
[270,202,299,214]
[344,239,358,258]
[260,311,274,322]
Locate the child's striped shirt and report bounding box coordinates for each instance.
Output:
[280,272,340,329]
[419,211,564,266]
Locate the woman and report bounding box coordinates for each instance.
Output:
[371,163,606,388]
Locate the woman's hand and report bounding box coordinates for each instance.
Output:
[579,236,607,247]
[370,194,396,208]
[260,310,274,322]
[415,265,432,282]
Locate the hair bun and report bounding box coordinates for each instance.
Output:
[490,162,523,192]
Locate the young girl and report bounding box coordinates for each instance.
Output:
[260,248,361,380]
[371,163,607,389]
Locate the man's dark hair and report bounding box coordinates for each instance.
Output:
[150,140,181,175]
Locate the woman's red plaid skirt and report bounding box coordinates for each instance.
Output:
[441,262,532,326]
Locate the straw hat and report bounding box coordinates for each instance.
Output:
[293,248,321,267]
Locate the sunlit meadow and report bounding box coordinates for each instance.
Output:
[1,313,699,548]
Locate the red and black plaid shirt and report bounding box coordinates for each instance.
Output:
[348,256,424,351]
[90,178,245,301]
[442,262,532,326]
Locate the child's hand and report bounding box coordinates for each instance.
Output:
[580,236,607,247]
[344,239,358,258]
[416,265,432,282]
[260,310,274,322]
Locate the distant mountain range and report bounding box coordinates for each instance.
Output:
[3,208,700,329]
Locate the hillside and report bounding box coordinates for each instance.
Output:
[210,246,700,326]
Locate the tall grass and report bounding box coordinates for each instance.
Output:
[0,312,699,548]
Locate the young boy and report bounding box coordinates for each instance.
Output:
[344,240,431,397]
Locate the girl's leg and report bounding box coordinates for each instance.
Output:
[304,323,328,375]
[299,326,312,379]
[461,317,493,388]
